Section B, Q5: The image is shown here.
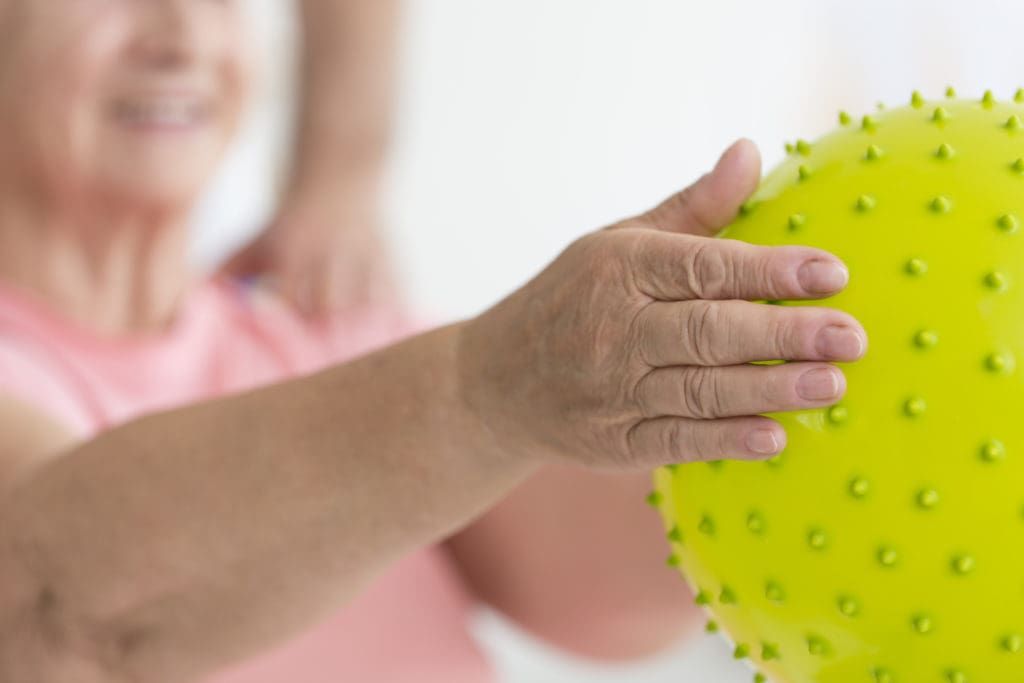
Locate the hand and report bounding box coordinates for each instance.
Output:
[221,196,397,317]
[456,140,868,470]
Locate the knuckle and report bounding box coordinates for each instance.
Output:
[765,309,801,360]
[766,307,820,360]
[745,251,777,297]
[631,369,658,417]
[681,366,725,419]
[682,301,725,366]
[660,418,690,460]
[623,421,650,466]
[684,241,728,299]
[678,242,702,298]
[631,303,660,367]
[755,247,788,293]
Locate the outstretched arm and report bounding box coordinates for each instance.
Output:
[0,325,531,683]
[0,142,863,683]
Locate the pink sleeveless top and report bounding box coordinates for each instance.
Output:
[0,276,491,683]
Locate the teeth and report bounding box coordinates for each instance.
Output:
[116,99,205,127]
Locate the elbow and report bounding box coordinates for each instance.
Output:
[0,579,134,683]
[0,507,140,682]
[0,523,176,683]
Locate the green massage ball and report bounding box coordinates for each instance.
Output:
[650,89,1024,683]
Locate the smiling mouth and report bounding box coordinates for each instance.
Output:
[113,96,212,131]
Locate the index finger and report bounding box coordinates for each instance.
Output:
[628,230,849,302]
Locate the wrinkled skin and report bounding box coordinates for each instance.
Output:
[457,140,867,470]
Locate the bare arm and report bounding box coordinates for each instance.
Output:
[0,324,535,683]
[0,142,863,682]
[289,0,398,200]
[220,0,401,313]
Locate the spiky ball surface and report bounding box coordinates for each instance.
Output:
[652,91,1024,683]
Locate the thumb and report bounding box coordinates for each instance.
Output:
[644,138,762,236]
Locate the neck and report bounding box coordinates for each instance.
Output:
[0,190,194,337]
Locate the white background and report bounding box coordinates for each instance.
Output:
[193,1,1024,680]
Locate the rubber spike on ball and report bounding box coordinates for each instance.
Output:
[650,89,1024,683]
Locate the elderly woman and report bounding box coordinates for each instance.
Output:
[0,1,867,682]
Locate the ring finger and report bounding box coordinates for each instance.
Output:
[634,361,846,420]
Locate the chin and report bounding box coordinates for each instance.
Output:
[92,139,225,208]
[99,169,212,212]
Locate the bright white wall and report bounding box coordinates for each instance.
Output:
[385,0,829,322]
[192,1,1024,680]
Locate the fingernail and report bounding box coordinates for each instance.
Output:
[746,429,780,455]
[816,325,865,359]
[796,367,840,401]
[798,260,849,294]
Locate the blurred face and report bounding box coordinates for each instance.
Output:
[0,0,253,209]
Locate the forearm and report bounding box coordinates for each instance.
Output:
[288,0,400,197]
[0,323,534,683]
[448,467,699,660]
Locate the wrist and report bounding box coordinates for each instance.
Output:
[284,146,387,202]
[272,189,379,237]
[451,317,551,471]
[278,177,381,224]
